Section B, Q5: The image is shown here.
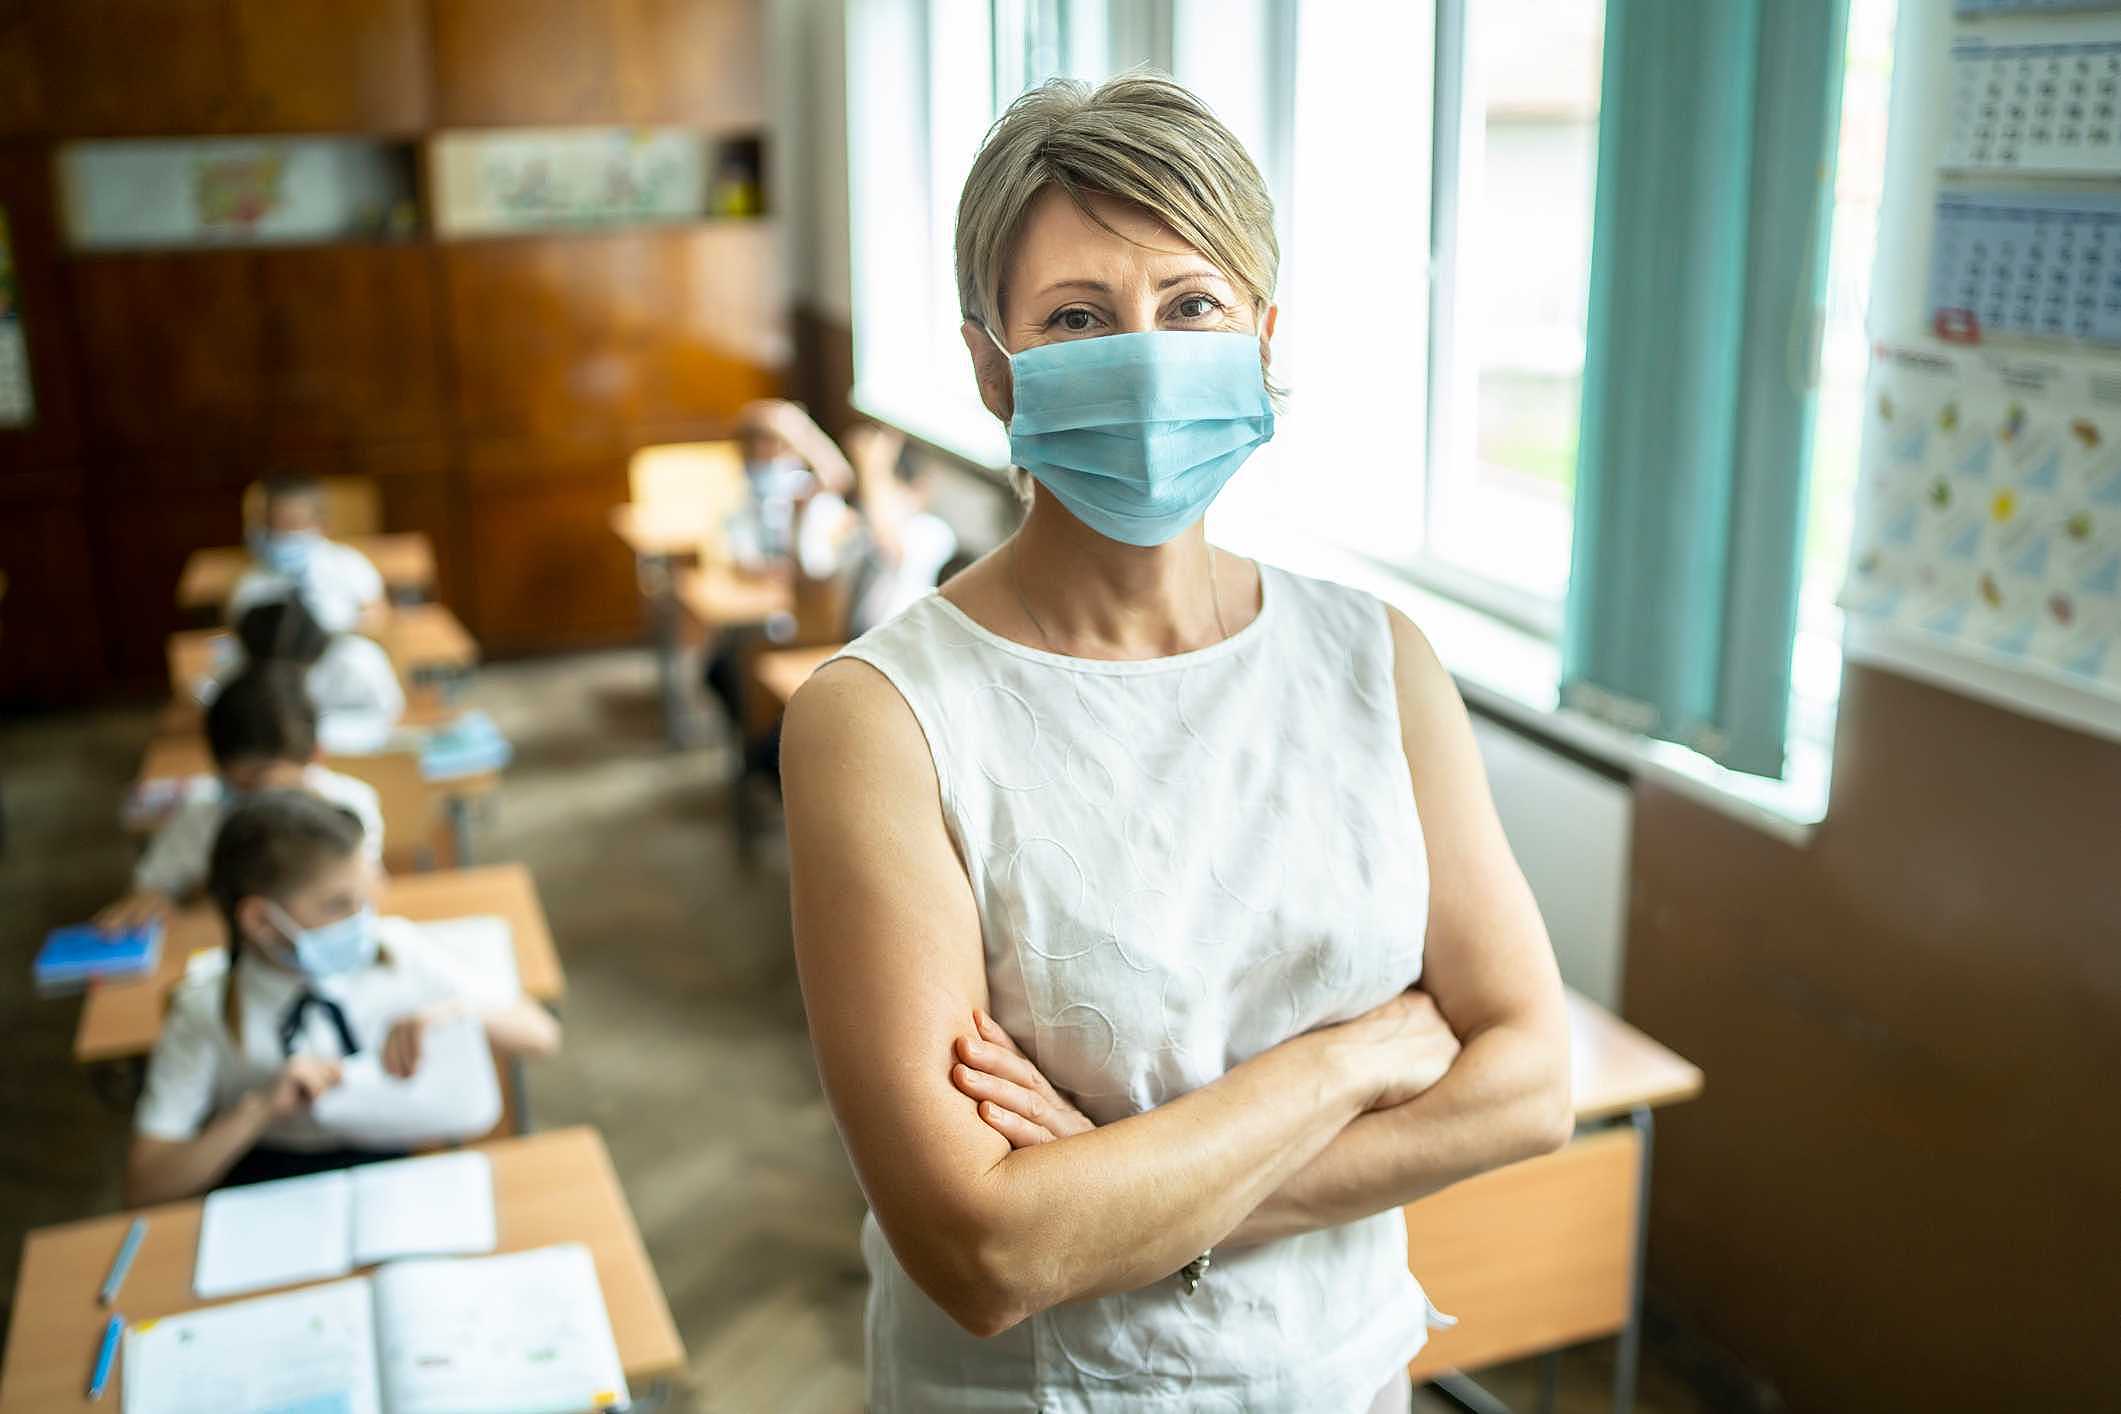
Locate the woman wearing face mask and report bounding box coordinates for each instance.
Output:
[783,75,1570,1414]
[125,791,559,1204]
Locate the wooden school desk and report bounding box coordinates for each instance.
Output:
[174,532,438,616]
[1407,990,1702,1414]
[166,604,478,700]
[612,505,715,746]
[74,863,563,1067]
[753,644,842,708]
[0,1126,683,1412]
[127,732,496,869]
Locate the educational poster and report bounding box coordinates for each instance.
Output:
[430,127,716,235]
[0,207,30,427]
[1840,344,2121,697]
[57,138,415,249]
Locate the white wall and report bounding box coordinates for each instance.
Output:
[767,0,854,322]
[1471,716,1632,1009]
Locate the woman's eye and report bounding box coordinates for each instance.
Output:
[1053,308,1098,333]
[1175,294,1220,320]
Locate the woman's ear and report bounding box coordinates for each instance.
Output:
[1261,302,1278,348]
[962,319,1015,425]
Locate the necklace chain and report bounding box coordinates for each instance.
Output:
[1010,538,1230,651]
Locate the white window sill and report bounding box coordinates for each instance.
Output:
[853,392,1831,847]
[1209,509,1832,848]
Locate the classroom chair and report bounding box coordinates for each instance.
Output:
[627,440,747,558]
[242,474,383,536]
[323,748,451,870]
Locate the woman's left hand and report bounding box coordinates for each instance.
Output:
[951,1010,1095,1148]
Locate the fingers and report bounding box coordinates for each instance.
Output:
[951,1062,1050,1129]
[956,1034,1058,1105]
[976,1100,1055,1149]
[972,1009,1027,1056]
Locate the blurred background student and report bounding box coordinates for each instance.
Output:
[125,790,559,1202]
[216,597,405,755]
[228,473,386,634]
[96,666,383,933]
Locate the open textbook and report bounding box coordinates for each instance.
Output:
[125,1243,630,1414]
[195,1150,496,1299]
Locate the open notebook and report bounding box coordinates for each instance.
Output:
[125,1243,629,1414]
[195,1150,496,1299]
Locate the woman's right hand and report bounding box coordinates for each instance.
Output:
[260,1056,343,1122]
[1325,989,1464,1112]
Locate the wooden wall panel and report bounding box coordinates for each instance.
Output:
[254,244,446,448]
[227,0,431,134]
[1625,664,2121,1413]
[614,0,765,129]
[461,463,639,649]
[441,228,779,445]
[69,252,267,462]
[91,490,246,684]
[0,142,80,475]
[429,0,623,127]
[0,497,105,702]
[0,4,46,136]
[28,2,241,136]
[432,0,762,129]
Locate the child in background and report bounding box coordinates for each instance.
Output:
[221,596,406,754]
[724,399,857,571]
[228,472,386,634]
[125,791,560,1201]
[841,422,961,636]
[96,666,384,932]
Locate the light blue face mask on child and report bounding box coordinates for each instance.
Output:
[265,902,379,979]
[250,528,321,578]
[995,328,1275,547]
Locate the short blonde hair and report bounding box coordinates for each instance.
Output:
[955,72,1279,337]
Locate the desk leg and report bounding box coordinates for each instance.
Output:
[511,1055,532,1134]
[447,796,476,868]
[1612,1105,1653,1414]
[639,553,686,749]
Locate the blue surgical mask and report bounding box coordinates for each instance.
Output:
[250,528,320,577]
[996,329,1274,547]
[264,901,379,978]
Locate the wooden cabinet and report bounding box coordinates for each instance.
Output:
[26,0,426,135]
[442,226,779,442]
[253,244,446,448]
[432,0,762,128]
[0,495,106,701]
[462,462,641,648]
[69,252,269,459]
[228,0,430,133]
[70,245,443,462]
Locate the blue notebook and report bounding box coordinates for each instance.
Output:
[35,922,163,992]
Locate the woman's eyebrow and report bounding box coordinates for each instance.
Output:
[1031,268,1229,301]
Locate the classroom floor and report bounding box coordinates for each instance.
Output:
[0,649,1726,1414]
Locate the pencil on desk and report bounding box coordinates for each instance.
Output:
[98,1217,146,1306]
[87,1312,122,1401]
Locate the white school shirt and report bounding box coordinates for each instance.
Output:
[132,765,385,899]
[133,918,478,1151]
[836,565,1449,1413]
[850,511,958,636]
[226,539,384,634]
[201,635,407,755]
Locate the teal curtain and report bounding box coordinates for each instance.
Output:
[1562,0,1849,779]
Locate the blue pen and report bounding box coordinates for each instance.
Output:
[87,1312,122,1401]
[99,1217,146,1306]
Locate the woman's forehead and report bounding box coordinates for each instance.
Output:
[1005,187,1227,299]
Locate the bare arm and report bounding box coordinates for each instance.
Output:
[125,1058,341,1205]
[1223,609,1572,1244]
[783,659,1424,1336]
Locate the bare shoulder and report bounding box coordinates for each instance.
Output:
[1381,604,1457,708]
[781,657,945,827]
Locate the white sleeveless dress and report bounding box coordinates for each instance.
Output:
[834,563,1448,1413]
